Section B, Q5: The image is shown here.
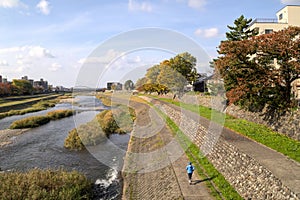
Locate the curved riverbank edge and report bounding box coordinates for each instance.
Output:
[0,129,29,147]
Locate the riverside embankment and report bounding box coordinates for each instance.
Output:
[143,96,300,199]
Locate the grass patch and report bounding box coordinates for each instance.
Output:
[96,93,112,107]
[9,109,74,129]
[157,97,300,163]
[47,109,74,120]
[10,116,51,129]
[0,168,92,200]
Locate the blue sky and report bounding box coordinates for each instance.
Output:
[0,0,299,87]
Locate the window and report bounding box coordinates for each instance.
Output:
[265,29,273,34]
[279,13,283,20]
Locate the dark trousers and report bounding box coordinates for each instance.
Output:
[187,173,193,180]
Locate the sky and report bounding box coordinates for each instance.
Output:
[0,0,299,88]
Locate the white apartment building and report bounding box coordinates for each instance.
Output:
[248,5,300,35]
[248,5,300,101]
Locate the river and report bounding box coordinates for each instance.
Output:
[0,95,130,200]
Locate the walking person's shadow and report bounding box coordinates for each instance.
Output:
[191,176,217,185]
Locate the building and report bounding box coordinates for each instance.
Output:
[248,5,300,35]
[107,82,123,90]
[33,78,48,92]
[248,5,300,100]
[21,75,34,86]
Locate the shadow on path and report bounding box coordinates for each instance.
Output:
[192,175,217,185]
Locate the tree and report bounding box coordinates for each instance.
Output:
[124,80,134,91]
[0,83,12,96]
[145,64,161,84]
[157,65,187,92]
[254,26,300,110]
[135,77,148,89]
[226,15,258,41]
[12,79,33,95]
[216,26,300,112]
[169,52,198,84]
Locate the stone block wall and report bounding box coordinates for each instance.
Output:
[181,94,300,141]
[226,105,300,141]
[152,100,299,199]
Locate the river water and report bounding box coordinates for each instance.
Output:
[0,96,130,200]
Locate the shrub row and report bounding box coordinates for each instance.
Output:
[0,168,92,200]
[9,110,74,129]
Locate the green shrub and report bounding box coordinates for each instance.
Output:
[10,116,51,129]
[98,110,122,134]
[64,128,86,150]
[0,169,92,200]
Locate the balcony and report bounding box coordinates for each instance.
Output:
[248,18,287,27]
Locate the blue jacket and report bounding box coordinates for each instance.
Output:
[186,164,194,174]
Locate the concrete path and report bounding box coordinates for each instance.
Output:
[172,154,215,200]
[155,98,300,197]
[122,98,215,200]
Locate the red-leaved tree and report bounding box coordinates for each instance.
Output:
[215,26,300,112]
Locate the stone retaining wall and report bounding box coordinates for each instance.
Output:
[151,99,299,199]
[226,105,300,141]
[181,94,300,141]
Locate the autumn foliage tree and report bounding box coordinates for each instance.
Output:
[216,26,300,112]
[136,52,198,94]
[0,83,13,96]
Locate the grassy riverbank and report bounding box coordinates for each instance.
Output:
[0,169,92,199]
[0,94,62,113]
[157,97,300,163]
[0,94,72,120]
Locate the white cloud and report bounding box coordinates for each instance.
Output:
[0,45,55,75]
[0,46,23,54]
[78,49,121,65]
[0,46,54,58]
[49,63,61,71]
[128,0,152,12]
[36,0,50,15]
[187,0,206,10]
[0,0,25,8]
[0,59,9,66]
[281,0,300,4]
[28,46,54,58]
[194,27,219,38]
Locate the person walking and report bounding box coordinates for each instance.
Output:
[186,162,195,184]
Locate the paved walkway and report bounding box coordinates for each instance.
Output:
[155,98,300,197]
[122,99,214,200]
